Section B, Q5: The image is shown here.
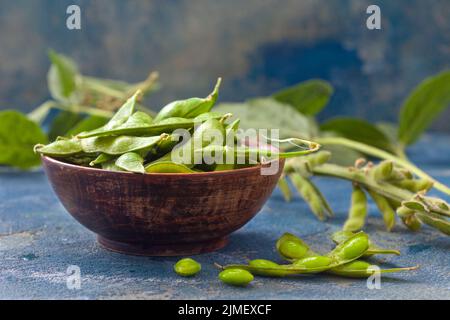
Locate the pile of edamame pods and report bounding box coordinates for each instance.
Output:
[174,231,418,287]
[35,78,319,173]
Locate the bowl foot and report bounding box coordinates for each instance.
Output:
[97,236,229,256]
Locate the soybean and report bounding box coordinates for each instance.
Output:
[219,268,254,286]
[174,258,201,277]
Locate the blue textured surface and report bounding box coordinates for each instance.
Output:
[0,0,449,131]
[0,135,449,300]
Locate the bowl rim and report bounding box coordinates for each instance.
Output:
[41,155,284,177]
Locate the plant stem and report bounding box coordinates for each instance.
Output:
[316,137,450,196]
[312,163,414,202]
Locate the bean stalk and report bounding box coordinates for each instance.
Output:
[315,136,450,196]
[285,156,450,235]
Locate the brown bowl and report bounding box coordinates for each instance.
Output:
[41,156,284,256]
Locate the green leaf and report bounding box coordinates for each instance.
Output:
[398,70,450,146]
[320,117,396,153]
[214,98,315,139]
[47,50,80,103]
[48,111,84,141]
[0,110,48,169]
[272,79,333,115]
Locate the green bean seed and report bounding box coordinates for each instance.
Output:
[248,259,288,277]
[276,233,311,260]
[292,256,332,269]
[219,268,254,286]
[174,258,201,277]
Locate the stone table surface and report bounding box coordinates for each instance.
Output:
[0,135,449,300]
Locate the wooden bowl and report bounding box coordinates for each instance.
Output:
[41,156,284,256]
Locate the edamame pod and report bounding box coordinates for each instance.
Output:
[115,152,145,173]
[343,185,367,232]
[145,161,196,173]
[328,260,418,278]
[34,139,83,157]
[290,172,333,221]
[367,190,396,231]
[155,78,221,122]
[80,134,164,155]
[277,177,292,202]
[331,231,400,257]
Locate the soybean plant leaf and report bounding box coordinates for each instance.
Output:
[48,111,84,141]
[272,79,333,116]
[66,115,110,137]
[398,70,450,146]
[214,98,315,139]
[0,110,48,169]
[320,117,396,153]
[47,50,79,102]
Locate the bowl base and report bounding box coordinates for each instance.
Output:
[97,236,229,256]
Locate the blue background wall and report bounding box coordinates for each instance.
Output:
[0,0,449,131]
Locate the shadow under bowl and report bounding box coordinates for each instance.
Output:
[41,156,284,256]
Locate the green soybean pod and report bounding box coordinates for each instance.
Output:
[367,190,396,231]
[397,206,422,232]
[115,152,145,173]
[248,259,288,277]
[303,151,332,168]
[392,179,434,193]
[77,91,140,138]
[329,231,369,262]
[343,185,367,232]
[219,268,254,287]
[372,160,393,181]
[174,258,201,277]
[34,139,83,157]
[80,134,164,155]
[289,173,333,221]
[154,78,221,122]
[145,161,196,173]
[331,230,400,257]
[277,177,292,202]
[89,153,113,166]
[329,260,418,278]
